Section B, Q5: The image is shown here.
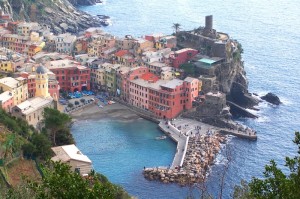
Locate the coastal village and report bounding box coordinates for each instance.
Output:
[0,12,257,186]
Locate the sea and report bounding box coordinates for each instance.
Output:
[71,0,300,198]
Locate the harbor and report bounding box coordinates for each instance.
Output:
[143,118,257,185]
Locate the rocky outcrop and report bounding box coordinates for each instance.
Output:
[261,93,281,105]
[1,0,103,34]
[68,0,102,6]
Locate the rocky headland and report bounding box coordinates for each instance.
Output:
[0,0,104,34]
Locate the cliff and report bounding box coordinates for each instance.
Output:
[0,0,103,34]
[177,16,259,118]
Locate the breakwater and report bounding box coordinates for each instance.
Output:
[143,118,255,186]
[143,133,226,185]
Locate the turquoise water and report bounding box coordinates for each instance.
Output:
[71,119,192,198]
[74,0,300,198]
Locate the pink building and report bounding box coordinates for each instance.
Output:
[128,72,159,110]
[0,91,14,112]
[121,66,149,102]
[148,77,199,119]
[169,48,198,68]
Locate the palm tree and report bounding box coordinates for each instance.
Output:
[172,23,181,34]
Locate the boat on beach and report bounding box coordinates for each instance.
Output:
[155,135,167,140]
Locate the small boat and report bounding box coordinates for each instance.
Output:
[155,135,167,140]
[99,105,104,108]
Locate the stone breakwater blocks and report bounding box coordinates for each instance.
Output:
[143,134,227,186]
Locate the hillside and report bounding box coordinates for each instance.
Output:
[0,0,103,34]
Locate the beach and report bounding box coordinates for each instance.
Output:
[70,102,140,121]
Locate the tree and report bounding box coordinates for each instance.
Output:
[172,23,181,34]
[4,161,131,199]
[234,132,300,199]
[31,133,52,159]
[43,108,72,146]
[75,101,80,106]
[55,128,74,146]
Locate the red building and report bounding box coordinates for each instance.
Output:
[7,21,19,34]
[48,63,90,92]
[169,48,198,68]
[148,77,199,119]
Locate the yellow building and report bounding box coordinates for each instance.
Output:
[0,77,28,105]
[134,38,154,55]
[11,65,53,129]
[91,67,106,89]
[35,65,50,98]
[0,61,14,72]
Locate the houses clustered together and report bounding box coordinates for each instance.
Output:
[0,14,204,124]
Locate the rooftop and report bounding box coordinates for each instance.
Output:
[175,48,197,54]
[51,144,92,163]
[198,58,217,65]
[0,77,19,88]
[160,79,183,89]
[141,72,159,82]
[16,96,53,115]
[184,77,197,83]
[115,49,129,57]
[0,90,13,102]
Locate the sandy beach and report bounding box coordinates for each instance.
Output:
[70,102,141,121]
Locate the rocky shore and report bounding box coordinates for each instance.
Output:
[143,133,226,186]
[0,0,105,34]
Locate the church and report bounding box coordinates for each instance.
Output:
[11,65,54,129]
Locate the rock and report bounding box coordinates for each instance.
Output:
[261,93,281,105]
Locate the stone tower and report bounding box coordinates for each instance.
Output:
[35,65,50,98]
[203,15,217,39]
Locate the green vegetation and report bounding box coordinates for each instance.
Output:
[180,63,198,77]
[3,161,131,199]
[172,23,181,34]
[43,107,72,146]
[233,132,300,199]
[233,42,244,62]
[0,107,131,198]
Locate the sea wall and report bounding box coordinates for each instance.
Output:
[143,133,226,186]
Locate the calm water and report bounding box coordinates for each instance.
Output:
[73,0,300,198]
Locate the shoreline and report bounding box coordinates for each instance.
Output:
[70,103,140,121]
[69,101,256,186]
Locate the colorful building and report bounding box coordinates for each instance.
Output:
[11,96,53,129]
[55,33,77,54]
[11,65,54,129]
[129,72,159,110]
[133,38,154,55]
[148,77,200,119]
[46,60,90,92]
[0,77,28,105]
[0,91,14,112]
[105,63,121,95]
[0,60,14,72]
[155,35,177,49]
[169,48,198,68]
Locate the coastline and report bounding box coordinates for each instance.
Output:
[70,103,141,121]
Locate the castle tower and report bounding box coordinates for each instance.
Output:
[205,15,213,31]
[35,65,50,98]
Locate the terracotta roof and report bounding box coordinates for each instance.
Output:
[115,49,129,57]
[141,72,159,82]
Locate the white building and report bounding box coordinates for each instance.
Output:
[51,144,92,176]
